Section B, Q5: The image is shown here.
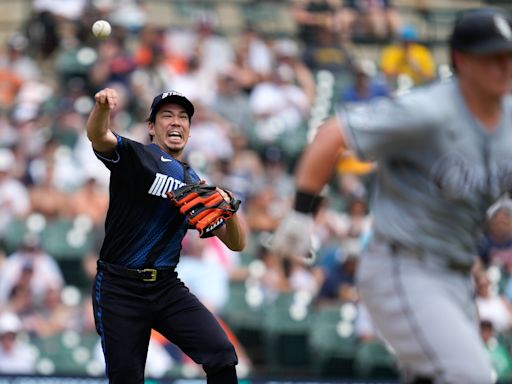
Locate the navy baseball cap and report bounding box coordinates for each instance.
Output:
[450,7,512,54]
[148,91,195,122]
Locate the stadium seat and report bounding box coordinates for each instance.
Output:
[353,339,398,379]
[42,218,94,260]
[262,291,313,373]
[309,302,359,377]
[221,281,266,363]
[2,217,29,254]
[32,332,90,376]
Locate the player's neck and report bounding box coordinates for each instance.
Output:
[459,79,502,132]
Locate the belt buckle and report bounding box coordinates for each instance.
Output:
[140,268,157,282]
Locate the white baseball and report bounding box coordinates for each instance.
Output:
[92,20,111,39]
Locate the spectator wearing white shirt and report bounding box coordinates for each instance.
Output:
[0,149,30,239]
[0,312,36,374]
[0,233,64,308]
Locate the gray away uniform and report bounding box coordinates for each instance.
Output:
[338,77,512,383]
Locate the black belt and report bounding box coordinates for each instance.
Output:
[97,260,176,282]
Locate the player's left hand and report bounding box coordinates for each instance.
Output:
[167,183,241,238]
[271,210,317,264]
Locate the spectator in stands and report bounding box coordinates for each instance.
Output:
[0,149,30,240]
[257,245,290,301]
[302,27,354,73]
[212,71,254,136]
[167,56,217,106]
[341,60,391,102]
[479,200,512,268]
[0,33,40,83]
[0,312,36,374]
[230,25,274,93]
[316,247,359,304]
[292,0,345,45]
[274,38,317,107]
[68,176,109,227]
[29,286,78,338]
[28,161,70,219]
[379,24,436,89]
[249,58,311,150]
[245,183,288,233]
[23,10,59,61]
[286,258,322,296]
[0,233,64,309]
[194,20,236,76]
[89,35,137,89]
[341,0,401,40]
[183,101,235,165]
[219,145,266,212]
[475,271,512,334]
[261,147,295,200]
[480,320,512,382]
[4,263,36,320]
[0,68,22,111]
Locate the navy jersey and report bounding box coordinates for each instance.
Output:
[94,135,201,268]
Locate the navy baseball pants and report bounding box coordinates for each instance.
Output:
[92,261,238,384]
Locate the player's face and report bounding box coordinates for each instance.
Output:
[149,103,191,157]
[460,51,512,97]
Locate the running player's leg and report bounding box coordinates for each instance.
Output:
[357,242,494,384]
[153,279,238,384]
[92,272,152,384]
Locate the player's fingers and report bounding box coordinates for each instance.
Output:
[94,90,107,104]
[216,188,229,202]
[95,88,117,109]
[106,92,118,110]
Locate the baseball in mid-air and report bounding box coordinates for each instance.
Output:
[92,20,111,39]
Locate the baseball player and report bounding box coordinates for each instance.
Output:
[86,88,246,384]
[273,7,512,384]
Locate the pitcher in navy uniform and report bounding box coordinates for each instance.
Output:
[86,88,246,384]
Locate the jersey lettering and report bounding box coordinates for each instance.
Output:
[148,173,185,198]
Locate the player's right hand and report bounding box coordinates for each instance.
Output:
[271,210,316,264]
[94,88,118,110]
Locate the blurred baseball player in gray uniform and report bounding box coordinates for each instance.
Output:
[273,7,512,384]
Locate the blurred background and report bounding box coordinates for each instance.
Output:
[1,0,512,383]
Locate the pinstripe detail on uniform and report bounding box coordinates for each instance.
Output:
[391,255,443,382]
[94,271,108,375]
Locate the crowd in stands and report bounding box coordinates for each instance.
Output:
[0,0,511,381]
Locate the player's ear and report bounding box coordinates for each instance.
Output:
[148,121,155,137]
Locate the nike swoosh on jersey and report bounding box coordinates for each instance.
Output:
[161,156,173,162]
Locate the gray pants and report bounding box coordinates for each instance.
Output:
[357,240,494,384]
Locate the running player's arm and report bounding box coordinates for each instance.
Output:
[295,116,348,195]
[86,88,118,154]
